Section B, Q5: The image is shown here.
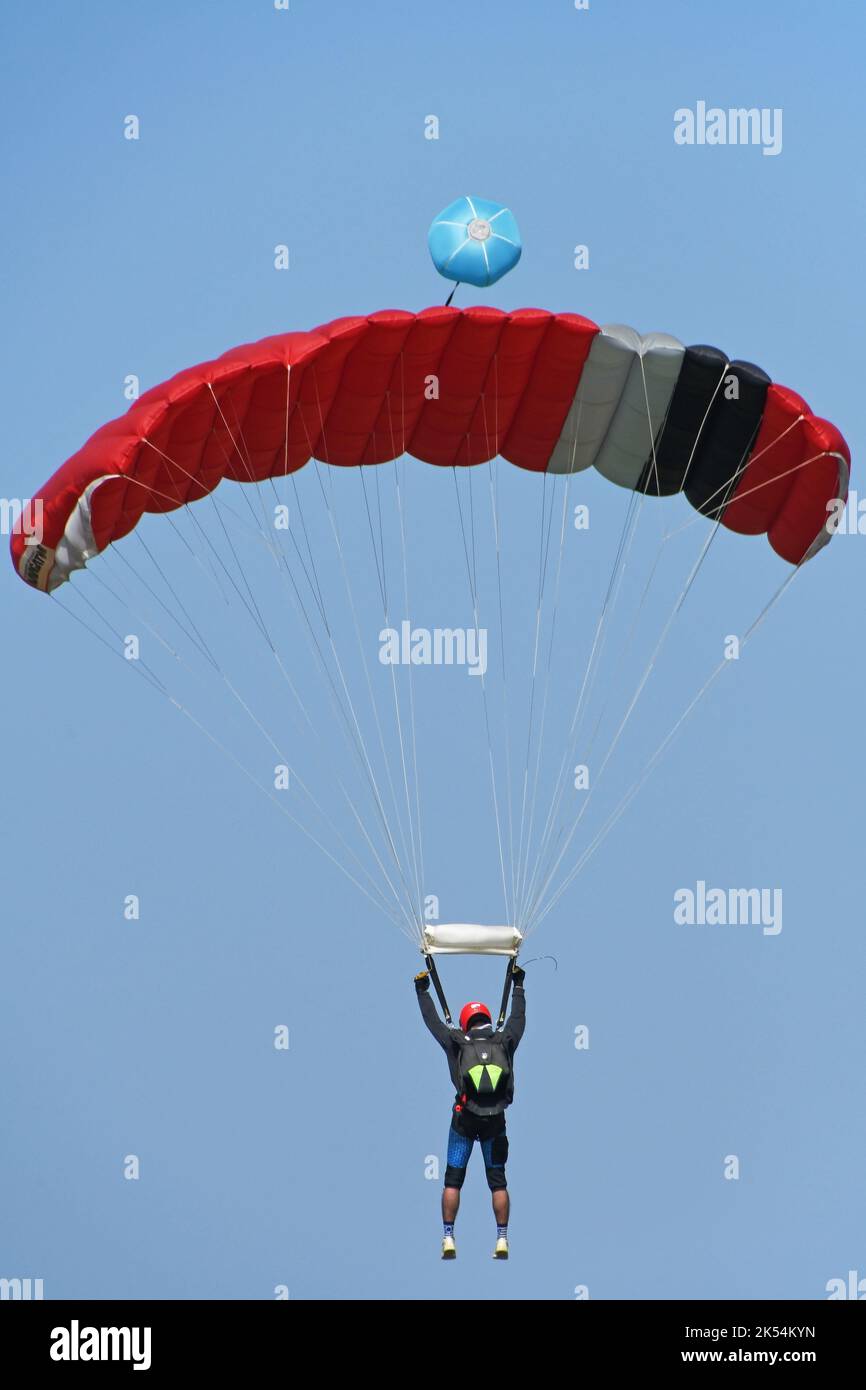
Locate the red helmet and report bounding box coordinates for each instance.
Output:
[459,1001,492,1032]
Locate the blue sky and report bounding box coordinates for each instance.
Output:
[2,0,864,1300]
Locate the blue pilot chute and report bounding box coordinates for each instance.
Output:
[428,195,522,289]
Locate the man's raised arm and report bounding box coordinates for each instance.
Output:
[502,966,526,1050]
[414,971,454,1049]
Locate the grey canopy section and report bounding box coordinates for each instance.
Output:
[547,325,685,486]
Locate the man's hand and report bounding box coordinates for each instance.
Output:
[512,964,526,987]
[414,970,430,994]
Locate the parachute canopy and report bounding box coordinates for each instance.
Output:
[12,306,850,594]
[12,304,852,946]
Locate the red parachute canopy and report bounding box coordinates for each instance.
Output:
[12,306,850,592]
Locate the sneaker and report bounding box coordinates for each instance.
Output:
[442,1235,457,1259]
[493,1236,509,1259]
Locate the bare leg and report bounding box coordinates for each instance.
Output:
[442,1186,461,1223]
[492,1189,509,1225]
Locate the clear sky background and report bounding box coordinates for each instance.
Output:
[2,0,864,1301]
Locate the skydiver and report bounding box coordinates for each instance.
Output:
[414,964,526,1260]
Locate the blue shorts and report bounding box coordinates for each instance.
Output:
[445,1112,508,1190]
